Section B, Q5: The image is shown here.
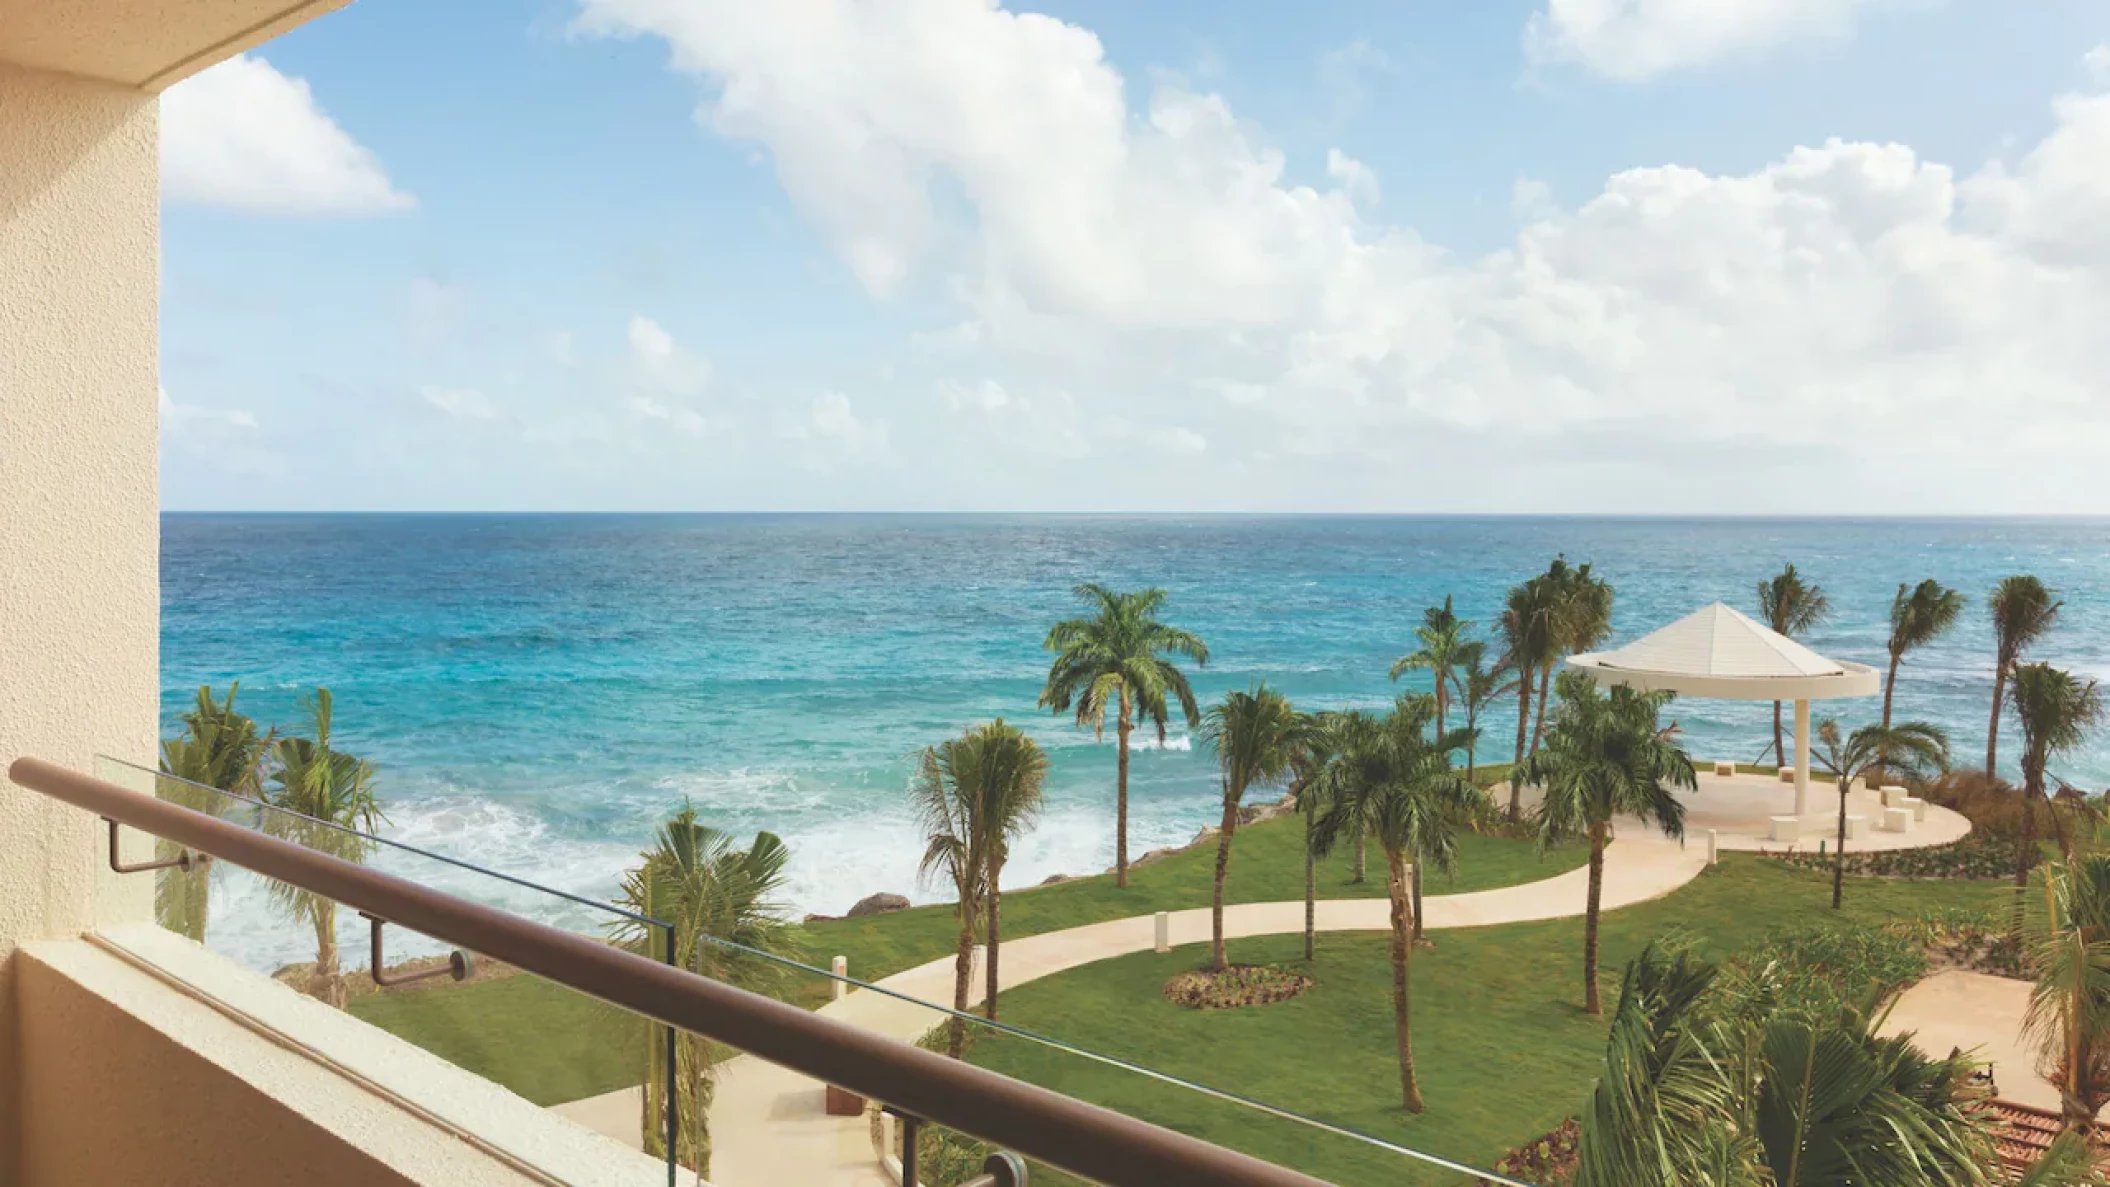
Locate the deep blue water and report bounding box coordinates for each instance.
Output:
[162,514,2110,949]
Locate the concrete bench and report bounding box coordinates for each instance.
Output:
[1843,814,1866,839]
[1713,761,1737,777]
[1906,796,1926,821]
[1778,767,1796,784]
[1882,806,1914,834]
[1770,815,1800,842]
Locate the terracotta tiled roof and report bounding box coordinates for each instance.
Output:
[1980,1098,2110,1182]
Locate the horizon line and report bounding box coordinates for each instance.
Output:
[157,509,2110,521]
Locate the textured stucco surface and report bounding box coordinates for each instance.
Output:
[0,0,352,89]
[19,938,622,1186]
[0,60,160,1185]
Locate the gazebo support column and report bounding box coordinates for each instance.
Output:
[1793,698,1812,816]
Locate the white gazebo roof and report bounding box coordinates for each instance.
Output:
[1566,602,1880,701]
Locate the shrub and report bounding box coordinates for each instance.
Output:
[1723,920,1928,1014]
[1764,831,2025,880]
[1486,1118,1578,1186]
[1162,964,1313,1010]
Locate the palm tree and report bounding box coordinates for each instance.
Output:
[616,805,794,1177]
[1288,711,1339,962]
[1540,559,1615,753]
[1884,579,1967,728]
[1523,672,1692,1016]
[1039,584,1208,888]
[1809,719,1950,910]
[1989,576,2063,775]
[1575,941,1992,1187]
[157,683,273,941]
[1499,576,1560,820]
[1456,643,1515,785]
[1200,685,1303,972]
[2027,853,2110,1131]
[262,689,382,1008]
[911,740,987,1058]
[1312,707,1478,1113]
[969,721,1047,1022]
[1756,564,1831,768]
[1390,596,1470,735]
[2011,664,2104,935]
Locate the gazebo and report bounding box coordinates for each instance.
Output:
[1565,603,1881,815]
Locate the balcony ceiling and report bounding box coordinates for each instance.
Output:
[0,0,349,91]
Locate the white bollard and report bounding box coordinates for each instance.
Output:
[1706,829,1718,866]
[831,954,847,1000]
[1154,911,1170,954]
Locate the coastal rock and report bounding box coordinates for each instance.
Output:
[847,892,910,918]
[803,912,840,924]
[1131,846,1182,870]
[1039,873,1073,887]
[1240,796,1295,826]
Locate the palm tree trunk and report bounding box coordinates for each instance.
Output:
[1772,700,1784,769]
[1465,709,1478,784]
[2015,771,2039,939]
[1531,665,1552,755]
[1354,829,1367,883]
[1303,804,1316,963]
[1434,682,1447,739]
[1583,823,1605,1016]
[1509,671,1532,821]
[1387,849,1424,1113]
[1833,786,1849,910]
[984,866,1003,1021]
[1211,791,1237,972]
[1882,652,1901,728]
[1987,662,2008,775]
[1115,686,1132,889]
[948,923,974,1058]
[1410,859,1425,945]
[311,900,344,1007]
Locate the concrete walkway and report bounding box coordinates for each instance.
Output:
[558,828,1713,1185]
[1879,969,2085,1118]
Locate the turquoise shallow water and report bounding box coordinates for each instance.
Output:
[162,514,2110,959]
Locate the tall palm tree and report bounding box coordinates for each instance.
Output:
[1390,596,1470,735]
[1288,711,1339,962]
[1314,710,1387,882]
[1809,719,1950,910]
[1456,643,1515,785]
[2011,664,2104,936]
[1989,576,2063,775]
[1499,576,1560,820]
[1312,709,1478,1114]
[970,720,1047,1022]
[1039,584,1208,888]
[1884,579,1967,728]
[1200,685,1303,971]
[1523,672,1692,1016]
[911,740,987,1058]
[1538,559,1615,754]
[2026,853,2110,1131]
[262,689,382,1009]
[616,805,794,1177]
[1756,564,1831,768]
[157,683,273,941]
[1575,941,1992,1187]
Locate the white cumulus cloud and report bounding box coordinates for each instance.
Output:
[161,54,415,215]
[1525,0,1896,82]
[421,387,502,423]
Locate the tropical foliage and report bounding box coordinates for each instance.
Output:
[1988,576,2063,775]
[1310,697,1478,1111]
[1756,564,1831,767]
[2027,854,2110,1132]
[1572,940,1993,1187]
[615,804,795,1177]
[1391,596,1472,736]
[1884,580,1967,729]
[262,689,382,1008]
[1199,684,1304,971]
[156,683,273,941]
[1039,584,1208,888]
[2009,665,2103,930]
[1524,672,1692,1015]
[1808,719,1950,909]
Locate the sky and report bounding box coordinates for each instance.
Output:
[158,0,2110,514]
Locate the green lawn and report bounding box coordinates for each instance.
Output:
[958,857,2013,1187]
[350,806,1582,1104]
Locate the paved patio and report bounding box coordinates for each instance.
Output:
[1506,766,1972,854]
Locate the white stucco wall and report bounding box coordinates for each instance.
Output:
[0,60,162,1183]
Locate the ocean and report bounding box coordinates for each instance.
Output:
[161,514,2110,965]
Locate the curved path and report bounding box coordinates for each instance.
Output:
[693,830,1712,1185]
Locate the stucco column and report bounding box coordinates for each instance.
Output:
[1793,698,1812,816]
[0,62,161,1185]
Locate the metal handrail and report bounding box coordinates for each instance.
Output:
[11,757,1330,1187]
